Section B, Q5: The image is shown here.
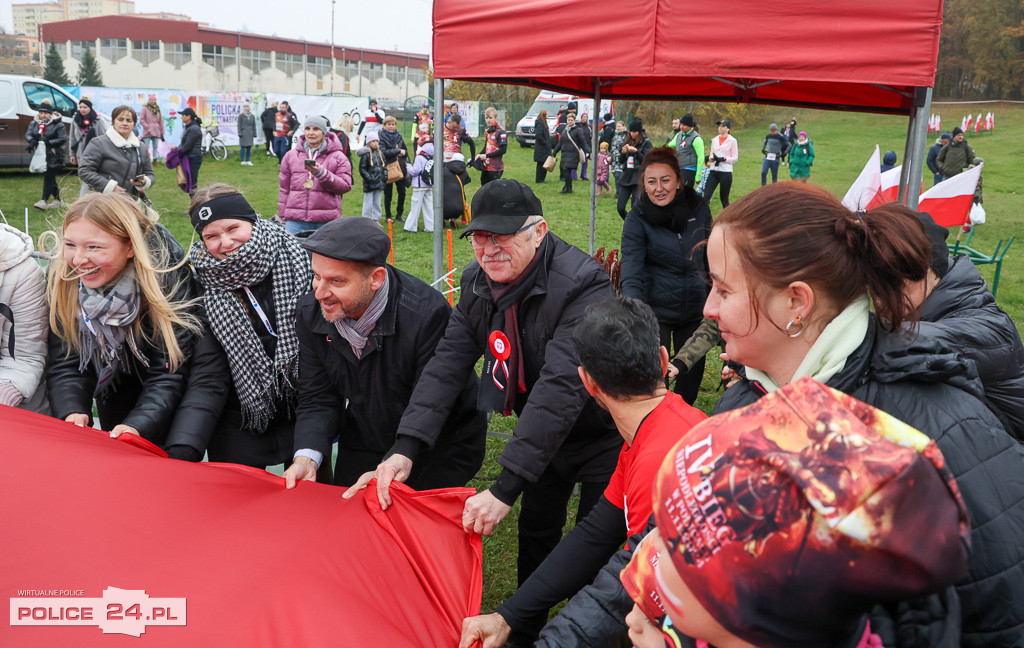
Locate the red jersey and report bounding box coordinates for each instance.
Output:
[603,392,707,538]
[483,125,506,172]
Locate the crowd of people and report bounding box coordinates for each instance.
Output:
[8,95,1019,648]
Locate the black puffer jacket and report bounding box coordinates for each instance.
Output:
[552,123,591,169]
[378,128,408,176]
[919,254,1024,440]
[294,266,486,475]
[620,190,711,326]
[25,118,67,169]
[178,120,202,159]
[537,319,1024,648]
[390,234,619,502]
[46,225,198,445]
[617,135,653,187]
[442,160,472,220]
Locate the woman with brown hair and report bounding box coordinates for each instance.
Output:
[78,105,155,199]
[703,181,1024,646]
[533,109,551,184]
[43,193,199,444]
[615,117,652,218]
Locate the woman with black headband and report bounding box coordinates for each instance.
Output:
[163,184,326,478]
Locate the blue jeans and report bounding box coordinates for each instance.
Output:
[933,173,944,186]
[284,219,326,236]
[273,136,290,161]
[761,158,780,185]
[240,146,251,162]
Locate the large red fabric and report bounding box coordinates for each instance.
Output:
[1,406,481,647]
[433,0,944,114]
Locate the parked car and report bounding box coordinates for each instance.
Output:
[0,74,79,167]
[514,90,613,147]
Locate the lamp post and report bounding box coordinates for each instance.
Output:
[330,0,336,96]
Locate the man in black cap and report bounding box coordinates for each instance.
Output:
[936,127,976,179]
[351,179,622,646]
[282,217,486,491]
[675,113,703,188]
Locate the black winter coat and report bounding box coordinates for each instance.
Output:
[536,319,1024,648]
[46,225,197,446]
[443,160,472,219]
[533,120,551,162]
[293,266,486,477]
[617,136,652,187]
[927,142,944,175]
[260,106,277,130]
[25,118,67,169]
[599,122,615,146]
[919,255,1024,440]
[378,128,408,176]
[620,190,711,326]
[357,146,387,192]
[552,123,591,169]
[391,234,619,502]
[178,120,202,159]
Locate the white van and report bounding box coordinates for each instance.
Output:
[514,91,614,147]
[0,75,80,167]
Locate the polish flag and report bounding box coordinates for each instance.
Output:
[986,112,994,130]
[842,146,883,211]
[975,113,982,134]
[879,166,903,204]
[918,164,983,227]
[934,114,940,132]
[961,115,969,131]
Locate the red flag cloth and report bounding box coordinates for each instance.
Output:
[1,406,482,647]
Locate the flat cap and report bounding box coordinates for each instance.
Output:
[301,217,390,265]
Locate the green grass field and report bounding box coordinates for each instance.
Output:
[3,104,1020,613]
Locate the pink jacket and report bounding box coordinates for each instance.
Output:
[139,105,164,139]
[278,132,353,223]
[708,134,739,173]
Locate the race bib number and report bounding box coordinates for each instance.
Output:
[766,153,776,161]
[627,156,635,169]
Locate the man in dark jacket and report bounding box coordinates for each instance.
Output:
[599,112,615,147]
[282,218,486,490]
[936,127,975,178]
[760,123,791,185]
[927,132,951,185]
[260,101,278,156]
[359,179,621,646]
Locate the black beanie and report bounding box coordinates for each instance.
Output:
[918,212,951,278]
[629,117,643,132]
[951,126,963,137]
[190,193,258,234]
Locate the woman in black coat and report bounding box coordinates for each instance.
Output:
[551,113,591,194]
[26,105,67,210]
[620,148,711,404]
[177,108,203,196]
[378,115,408,221]
[533,109,552,183]
[616,117,653,218]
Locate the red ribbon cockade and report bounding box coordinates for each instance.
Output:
[488,331,511,395]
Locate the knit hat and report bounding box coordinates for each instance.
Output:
[302,115,330,134]
[600,141,609,151]
[769,123,779,131]
[952,126,963,136]
[798,131,807,138]
[940,132,952,141]
[652,377,970,648]
[189,193,258,234]
[37,105,53,115]
[918,212,951,278]
[628,117,643,132]
[148,94,157,102]
[364,131,379,144]
[680,114,695,128]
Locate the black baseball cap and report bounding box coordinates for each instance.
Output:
[301,217,390,265]
[918,212,951,278]
[716,119,732,129]
[460,179,543,238]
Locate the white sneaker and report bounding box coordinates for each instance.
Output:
[33,199,47,210]
[248,161,254,166]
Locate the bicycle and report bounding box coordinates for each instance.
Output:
[201,123,228,161]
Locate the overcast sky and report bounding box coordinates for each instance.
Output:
[2,0,434,57]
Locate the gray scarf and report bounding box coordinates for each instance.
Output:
[77,268,145,391]
[190,219,311,432]
[333,271,390,359]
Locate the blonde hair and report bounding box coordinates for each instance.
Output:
[484,107,498,119]
[383,115,397,126]
[40,193,199,370]
[337,114,355,133]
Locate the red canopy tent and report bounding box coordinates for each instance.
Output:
[427,0,943,271]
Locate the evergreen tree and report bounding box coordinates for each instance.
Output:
[43,39,71,86]
[77,44,104,87]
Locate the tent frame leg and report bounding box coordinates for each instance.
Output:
[898,86,932,210]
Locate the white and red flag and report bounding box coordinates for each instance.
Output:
[975,113,982,134]
[879,165,903,204]
[918,163,983,227]
[842,146,883,211]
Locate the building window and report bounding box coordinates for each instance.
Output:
[276,52,304,77]
[131,40,159,65]
[239,48,271,73]
[70,40,93,61]
[340,59,359,79]
[364,62,383,83]
[202,44,236,73]
[407,66,426,85]
[164,42,191,68]
[385,64,405,85]
[100,38,126,62]
[307,55,331,79]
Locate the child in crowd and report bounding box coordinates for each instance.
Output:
[596,141,612,195]
[405,142,435,233]
[357,131,386,221]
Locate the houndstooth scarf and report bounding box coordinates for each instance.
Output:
[190,219,311,432]
[77,268,146,392]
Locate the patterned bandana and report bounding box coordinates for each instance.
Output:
[332,271,390,359]
[77,268,144,391]
[190,218,311,432]
[652,377,971,648]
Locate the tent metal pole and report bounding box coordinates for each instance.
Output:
[433,77,445,286]
[898,87,932,209]
[589,80,600,255]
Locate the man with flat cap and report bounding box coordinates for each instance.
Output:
[282,217,486,490]
[350,178,622,646]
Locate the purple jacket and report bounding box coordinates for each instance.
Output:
[409,142,434,189]
[278,131,353,223]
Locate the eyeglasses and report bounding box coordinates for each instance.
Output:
[469,220,541,248]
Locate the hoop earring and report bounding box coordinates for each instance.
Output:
[786,315,805,338]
